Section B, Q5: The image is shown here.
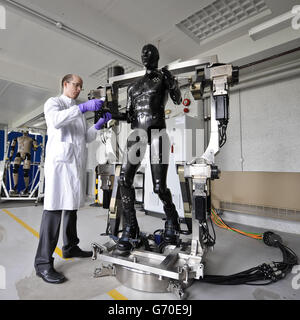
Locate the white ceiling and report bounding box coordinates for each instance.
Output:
[0,0,299,128]
[0,78,50,124]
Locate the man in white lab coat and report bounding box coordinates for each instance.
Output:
[34,74,111,284]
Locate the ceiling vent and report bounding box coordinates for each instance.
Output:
[176,0,269,43]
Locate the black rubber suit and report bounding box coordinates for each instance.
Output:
[113,44,182,255]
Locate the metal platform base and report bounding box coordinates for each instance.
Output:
[92,240,204,299]
[116,265,172,293]
[115,265,193,299]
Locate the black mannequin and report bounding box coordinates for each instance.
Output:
[113,44,182,255]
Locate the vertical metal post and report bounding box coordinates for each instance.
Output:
[201,94,219,164]
[90,165,101,207]
[190,179,206,257]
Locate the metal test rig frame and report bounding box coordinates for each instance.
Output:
[91,56,239,299]
[0,127,46,204]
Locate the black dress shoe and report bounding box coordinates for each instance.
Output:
[36,268,66,284]
[62,246,93,258]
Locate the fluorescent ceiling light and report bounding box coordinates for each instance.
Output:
[31,120,46,128]
[249,10,296,40]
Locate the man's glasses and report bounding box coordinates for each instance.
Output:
[68,81,84,91]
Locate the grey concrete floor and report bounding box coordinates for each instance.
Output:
[0,201,300,300]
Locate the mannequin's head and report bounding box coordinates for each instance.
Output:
[22,130,29,136]
[61,74,83,100]
[141,44,159,70]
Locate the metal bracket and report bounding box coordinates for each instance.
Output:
[167,280,187,300]
[91,241,116,260]
[93,264,116,278]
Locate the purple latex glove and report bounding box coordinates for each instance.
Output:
[78,98,105,113]
[94,112,112,130]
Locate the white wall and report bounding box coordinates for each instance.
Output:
[215,72,300,172]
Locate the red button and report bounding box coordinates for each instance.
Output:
[183,98,191,106]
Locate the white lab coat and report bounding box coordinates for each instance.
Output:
[43,94,97,210]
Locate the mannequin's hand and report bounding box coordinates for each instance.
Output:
[162,67,176,89]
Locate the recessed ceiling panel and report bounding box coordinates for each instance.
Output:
[176,0,269,43]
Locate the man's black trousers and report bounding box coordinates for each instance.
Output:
[34,210,79,272]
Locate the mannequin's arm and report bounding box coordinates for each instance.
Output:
[162,67,182,105]
[32,139,39,152]
[9,138,17,160]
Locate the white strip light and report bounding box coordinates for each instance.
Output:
[249,10,298,40]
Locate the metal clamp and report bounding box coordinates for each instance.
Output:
[91,241,116,260]
[167,280,187,300]
[93,264,116,278]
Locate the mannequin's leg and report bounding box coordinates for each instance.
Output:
[23,154,31,194]
[150,130,180,244]
[12,154,21,193]
[115,129,147,255]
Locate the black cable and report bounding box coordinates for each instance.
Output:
[208,214,216,245]
[202,218,216,247]
[199,232,298,286]
[219,123,228,148]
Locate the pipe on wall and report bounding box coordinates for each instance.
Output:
[233,59,300,91]
[2,0,143,68]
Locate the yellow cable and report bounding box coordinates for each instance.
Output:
[211,208,263,240]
